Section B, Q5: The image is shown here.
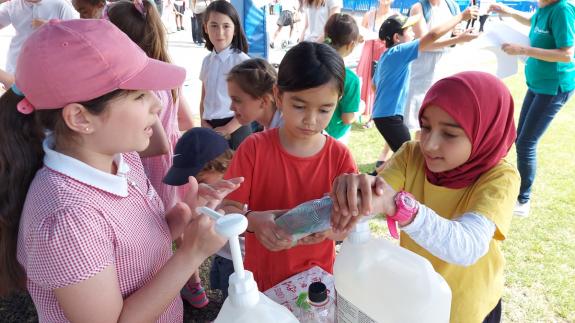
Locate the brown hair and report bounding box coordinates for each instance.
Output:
[199,149,234,175]
[0,89,126,296]
[226,58,277,99]
[203,0,249,53]
[324,13,360,50]
[107,0,178,102]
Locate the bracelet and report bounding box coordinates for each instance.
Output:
[244,210,255,233]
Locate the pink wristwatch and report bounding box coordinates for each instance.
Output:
[386,191,419,239]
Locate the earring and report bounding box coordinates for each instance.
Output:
[85,127,90,132]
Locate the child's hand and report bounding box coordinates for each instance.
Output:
[183,176,244,210]
[456,29,480,43]
[297,230,330,246]
[31,19,47,29]
[330,174,394,233]
[248,211,293,251]
[180,211,227,261]
[461,6,479,21]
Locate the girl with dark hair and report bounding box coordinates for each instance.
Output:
[227,58,283,130]
[221,42,358,291]
[323,13,362,145]
[0,19,241,321]
[199,0,251,150]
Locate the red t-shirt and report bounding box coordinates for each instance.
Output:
[225,128,358,291]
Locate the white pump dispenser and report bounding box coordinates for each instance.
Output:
[197,207,299,323]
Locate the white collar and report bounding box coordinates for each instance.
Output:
[212,46,234,61]
[43,136,130,197]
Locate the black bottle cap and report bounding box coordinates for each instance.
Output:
[308,282,327,303]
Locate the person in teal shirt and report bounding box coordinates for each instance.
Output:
[490,0,575,217]
[322,13,361,145]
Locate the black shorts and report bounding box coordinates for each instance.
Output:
[277,10,293,26]
[174,3,185,14]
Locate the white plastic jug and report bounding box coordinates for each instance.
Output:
[196,208,299,323]
[334,220,452,323]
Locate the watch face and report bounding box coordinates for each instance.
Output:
[402,195,416,209]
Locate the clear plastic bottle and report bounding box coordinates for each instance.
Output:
[275,196,333,241]
[294,282,335,323]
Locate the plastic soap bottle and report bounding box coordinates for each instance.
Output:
[294,281,335,323]
[334,219,452,323]
[196,207,298,323]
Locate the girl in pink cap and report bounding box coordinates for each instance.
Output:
[0,19,241,322]
[330,71,520,323]
[106,0,210,309]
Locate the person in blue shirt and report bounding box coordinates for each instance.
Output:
[371,9,478,156]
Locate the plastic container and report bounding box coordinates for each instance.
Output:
[196,207,298,323]
[334,220,452,323]
[294,282,336,323]
[275,196,333,241]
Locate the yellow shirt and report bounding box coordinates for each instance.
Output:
[382,141,520,323]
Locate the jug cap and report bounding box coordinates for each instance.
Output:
[308,282,327,303]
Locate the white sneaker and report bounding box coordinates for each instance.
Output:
[514,200,531,217]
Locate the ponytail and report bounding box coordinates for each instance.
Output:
[0,90,46,295]
[0,89,124,296]
[107,0,178,102]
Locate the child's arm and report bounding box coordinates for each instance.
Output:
[54,213,226,323]
[177,91,195,131]
[419,6,478,52]
[199,83,212,129]
[213,117,242,137]
[138,116,170,157]
[0,68,14,90]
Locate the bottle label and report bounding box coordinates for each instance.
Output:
[336,292,377,323]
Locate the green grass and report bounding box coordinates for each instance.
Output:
[346,70,575,322]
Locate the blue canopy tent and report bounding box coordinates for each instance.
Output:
[231,0,268,59]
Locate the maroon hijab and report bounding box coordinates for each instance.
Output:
[419,71,516,189]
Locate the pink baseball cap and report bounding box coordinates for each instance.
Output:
[14,19,186,114]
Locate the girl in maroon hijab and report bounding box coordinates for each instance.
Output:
[330,71,520,323]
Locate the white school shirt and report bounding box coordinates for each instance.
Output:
[0,0,79,74]
[199,46,250,120]
[17,136,183,323]
[303,0,342,42]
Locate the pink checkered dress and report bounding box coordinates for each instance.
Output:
[17,146,183,323]
[141,89,183,210]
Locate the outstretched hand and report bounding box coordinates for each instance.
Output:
[182,176,244,210]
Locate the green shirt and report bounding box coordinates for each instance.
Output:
[525,0,575,95]
[325,68,360,139]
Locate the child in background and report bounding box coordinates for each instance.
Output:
[0,0,78,74]
[323,13,361,145]
[371,9,477,157]
[0,19,242,321]
[107,0,196,209]
[227,58,283,130]
[163,128,238,300]
[72,0,106,18]
[221,42,358,291]
[331,71,520,323]
[200,0,252,150]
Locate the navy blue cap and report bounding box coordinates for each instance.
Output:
[163,128,230,186]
